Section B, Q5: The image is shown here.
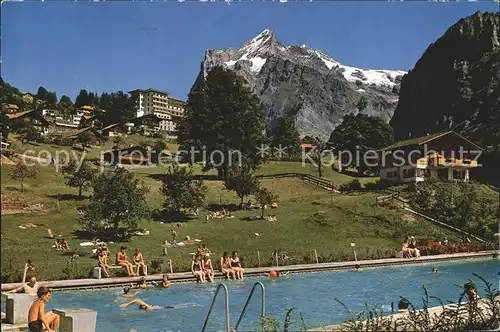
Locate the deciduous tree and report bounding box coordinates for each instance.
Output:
[79,168,149,239]
[159,165,207,215]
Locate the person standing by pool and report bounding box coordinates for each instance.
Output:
[116,246,136,276]
[27,286,60,332]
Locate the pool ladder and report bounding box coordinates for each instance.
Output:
[201,281,266,332]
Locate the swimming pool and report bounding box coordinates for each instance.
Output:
[41,259,498,331]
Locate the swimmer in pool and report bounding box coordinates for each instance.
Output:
[354,264,363,271]
[432,267,439,273]
[120,298,175,311]
[122,287,139,297]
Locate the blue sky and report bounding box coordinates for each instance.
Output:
[2,2,498,101]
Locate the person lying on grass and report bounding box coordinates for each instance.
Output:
[120,298,175,311]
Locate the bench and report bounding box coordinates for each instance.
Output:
[93,265,139,279]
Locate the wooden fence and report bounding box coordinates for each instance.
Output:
[257,172,341,193]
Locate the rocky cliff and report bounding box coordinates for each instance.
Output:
[390,11,500,147]
[193,30,406,140]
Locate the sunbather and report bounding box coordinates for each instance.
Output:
[116,246,136,276]
[191,254,206,283]
[97,251,110,278]
[220,252,235,279]
[202,253,215,282]
[133,249,148,276]
[7,277,40,296]
[230,251,244,279]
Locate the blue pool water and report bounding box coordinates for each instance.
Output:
[29,259,500,331]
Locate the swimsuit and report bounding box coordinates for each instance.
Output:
[28,320,42,332]
[193,261,201,272]
[231,258,240,268]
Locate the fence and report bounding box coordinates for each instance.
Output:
[256,172,340,192]
[375,191,490,245]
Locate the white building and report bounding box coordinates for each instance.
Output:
[129,88,185,138]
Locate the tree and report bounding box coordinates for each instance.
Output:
[159,165,207,216]
[78,168,149,239]
[113,135,126,149]
[60,159,98,197]
[269,116,301,159]
[97,91,135,125]
[153,140,167,164]
[254,187,278,219]
[329,114,394,175]
[224,165,260,206]
[59,95,73,105]
[177,66,266,180]
[9,163,37,192]
[18,123,40,144]
[77,131,96,149]
[305,137,330,177]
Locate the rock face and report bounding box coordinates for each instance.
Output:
[193,29,406,140]
[390,11,500,146]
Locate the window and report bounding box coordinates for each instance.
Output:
[403,168,415,178]
[453,170,465,180]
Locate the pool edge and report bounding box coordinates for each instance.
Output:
[1,251,497,292]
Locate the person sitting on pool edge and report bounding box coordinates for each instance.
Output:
[7,277,40,296]
[116,246,136,277]
[220,252,235,280]
[230,251,244,280]
[398,298,410,313]
[28,286,60,332]
[191,253,206,283]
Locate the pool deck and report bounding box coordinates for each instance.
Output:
[310,297,499,331]
[1,251,496,292]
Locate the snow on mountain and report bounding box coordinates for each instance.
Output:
[221,29,406,89]
[195,29,407,140]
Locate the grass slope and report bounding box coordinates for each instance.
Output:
[1,162,465,282]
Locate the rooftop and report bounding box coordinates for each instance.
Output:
[379,131,483,151]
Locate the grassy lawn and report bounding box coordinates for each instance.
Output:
[1,161,466,282]
[8,134,179,161]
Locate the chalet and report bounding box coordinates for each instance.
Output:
[378,131,483,184]
[129,114,162,135]
[100,123,127,138]
[3,104,20,114]
[5,110,50,135]
[22,93,35,103]
[65,126,101,143]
